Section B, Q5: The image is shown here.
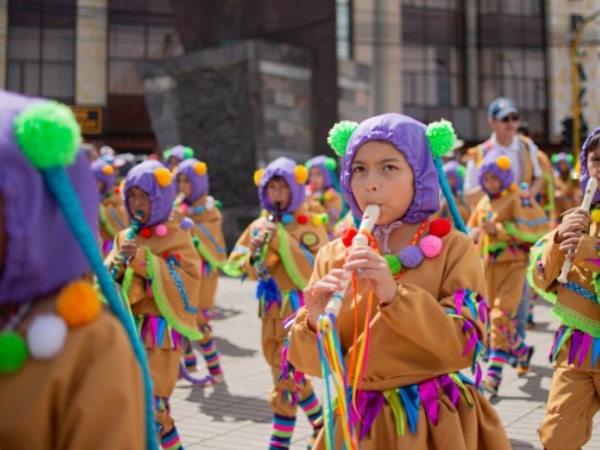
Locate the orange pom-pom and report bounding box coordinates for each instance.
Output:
[154,167,172,187]
[341,228,358,247]
[56,281,101,327]
[294,165,309,185]
[508,183,518,192]
[254,169,265,186]
[194,161,207,176]
[496,155,511,171]
[429,218,452,237]
[102,165,114,176]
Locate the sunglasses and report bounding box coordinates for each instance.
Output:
[500,115,520,123]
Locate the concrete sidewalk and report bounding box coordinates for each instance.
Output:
[171,277,600,449]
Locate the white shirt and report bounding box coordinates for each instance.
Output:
[463,133,543,190]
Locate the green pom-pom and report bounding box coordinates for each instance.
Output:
[14,101,81,169]
[0,331,28,374]
[183,146,194,159]
[566,154,574,164]
[551,154,558,164]
[192,236,200,249]
[456,164,466,179]
[384,254,402,276]
[215,199,223,210]
[327,121,359,156]
[324,157,337,171]
[426,119,456,158]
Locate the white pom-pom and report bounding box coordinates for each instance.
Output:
[27,314,68,360]
[205,196,215,210]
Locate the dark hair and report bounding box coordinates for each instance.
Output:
[586,134,600,154]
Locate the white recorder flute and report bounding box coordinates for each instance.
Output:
[557,177,598,283]
[173,192,186,209]
[324,204,381,317]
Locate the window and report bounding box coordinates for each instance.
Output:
[108,0,183,95]
[6,0,76,103]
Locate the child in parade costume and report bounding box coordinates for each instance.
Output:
[174,158,226,384]
[305,155,345,236]
[91,158,130,257]
[0,91,157,449]
[163,145,194,170]
[287,113,511,449]
[227,157,328,450]
[106,160,203,450]
[552,152,582,217]
[437,160,470,224]
[467,150,550,396]
[528,128,600,450]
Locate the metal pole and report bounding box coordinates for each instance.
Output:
[571,10,600,161]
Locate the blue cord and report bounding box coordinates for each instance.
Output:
[434,157,468,234]
[42,168,158,450]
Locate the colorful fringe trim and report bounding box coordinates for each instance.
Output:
[135,315,185,350]
[257,286,304,318]
[443,289,489,386]
[550,325,600,368]
[349,372,476,439]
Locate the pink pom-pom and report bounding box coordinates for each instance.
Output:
[398,245,424,269]
[155,224,168,237]
[180,204,189,213]
[419,235,443,258]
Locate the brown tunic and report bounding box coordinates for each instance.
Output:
[288,229,511,449]
[0,295,145,450]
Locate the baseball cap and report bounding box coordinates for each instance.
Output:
[488,97,519,120]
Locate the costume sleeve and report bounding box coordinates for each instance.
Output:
[527,230,564,297]
[57,313,146,450]
[225,221,280,281]
[570,234,600,272]
[104,231,126,281]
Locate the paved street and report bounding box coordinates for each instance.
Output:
[172,276,600,449]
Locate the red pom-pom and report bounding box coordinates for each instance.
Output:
[297,214,309,225]
[341,228,358,247]
[140,228,153,239]
[429,218,451,237]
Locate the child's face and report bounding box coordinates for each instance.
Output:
[168,156,181,168]
[126,186,151,224]
[308,167,324,191]
[96,179,105,194]
[557,160,569,175]
[265,177,291,211]
[483,172,502,195]
[350,140,414,224]
[176,173,192,199]
[587,146,600,181]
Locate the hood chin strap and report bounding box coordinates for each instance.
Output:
[373,220,403,254]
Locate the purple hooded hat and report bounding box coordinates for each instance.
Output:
[258,157,306,215]
[0,91,98,306]
[443,160,464,194]
[340,113,440,223]
[176,158,209,204]
[163,145,193,169]
[477,149,514,194]
[579,127,600,203]
[306,155,334,189]
[123,160,176,227]
[90,158,116,199]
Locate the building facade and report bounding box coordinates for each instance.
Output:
[1,0,599,150]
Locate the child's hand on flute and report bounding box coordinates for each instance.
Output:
[304,269,348,329]
[343,246,397,305]
[555,209,591,253]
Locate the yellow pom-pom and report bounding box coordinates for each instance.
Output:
[591,209,600,223]
[323,191,333,201]
[102,165,114,176]
[194,161,207,176]
[56,281,101,327]
[295,165,309,185]
[254,168,265,187]
[508,183,518,192]
[496,155,511,171]
[155,167,172,187]
[311,215,322,226]
[501,190,509,197]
